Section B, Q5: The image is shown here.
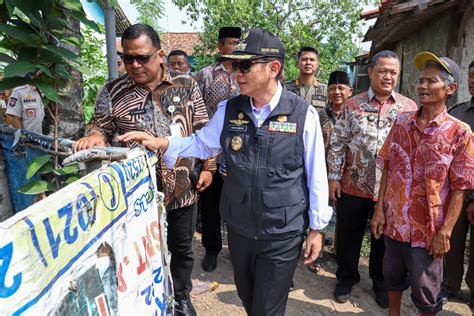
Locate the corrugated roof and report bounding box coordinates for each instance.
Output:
[161,32,202,56]
[362,0,461,55]
[96,0,132,35]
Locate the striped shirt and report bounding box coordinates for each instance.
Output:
[85,67,216,210]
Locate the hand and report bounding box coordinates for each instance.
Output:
[196,170,213,192]
[73,134,106,152]
[303,229,323,265]
[117,131,168,152]
[328,180,341,202]
[467,201,474,225]
[429,229,450,259]
[370,204,385,240]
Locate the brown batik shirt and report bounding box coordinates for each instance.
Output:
[318,104,343,159]
[85,67,216,210]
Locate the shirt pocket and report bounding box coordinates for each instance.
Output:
[262,187,306,234]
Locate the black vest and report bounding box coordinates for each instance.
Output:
[219,88,310,240]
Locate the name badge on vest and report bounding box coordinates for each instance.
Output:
[268,121,297,134]
[228,125,247,132]
[312,94,327,102]
[129,108,147,116]
[229,112,249,132]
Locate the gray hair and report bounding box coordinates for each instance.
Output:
[369,50,400,68]
[423,61,455,87]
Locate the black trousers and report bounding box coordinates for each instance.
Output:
[227,228,304,316]
[200,171,224,255]
[335,193,385,291]
[166,204,197,301]
[443,201,474,293]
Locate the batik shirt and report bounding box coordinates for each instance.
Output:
[195,62,240,119]
[319,105,342,158]
[285,77,327,110]
[85,68,216,210]
[327,87,417,199]
[377,109,474,249]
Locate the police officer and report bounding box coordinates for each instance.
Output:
[5,84,45,133]
[118,28,332,316]
[285,46,327,110]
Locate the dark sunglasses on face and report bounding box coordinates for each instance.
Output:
[122,49,160,65]
[231,59,269,73]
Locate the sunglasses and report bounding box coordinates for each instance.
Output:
[231,59,269,73]
[122,49,159,65]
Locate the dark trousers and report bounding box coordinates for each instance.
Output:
[227,228,304,316]
[200,171,223,255]
[335,193,386,291]
[443,202,474,293]
[166,204,197,301]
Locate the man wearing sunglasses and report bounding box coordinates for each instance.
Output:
[118,27,332,316]
[74,24,216,316]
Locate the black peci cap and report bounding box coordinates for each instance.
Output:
[328,71,351,87]
[218,27,241,39]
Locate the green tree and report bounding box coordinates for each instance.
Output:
[173,0,372,81]
[130,0,165,31]
[80,24,108,124]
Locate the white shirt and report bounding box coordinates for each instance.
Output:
[164,83,332,230]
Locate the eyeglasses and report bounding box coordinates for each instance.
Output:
[122,49,160,65]
[231,59,269,73]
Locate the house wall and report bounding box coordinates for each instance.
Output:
[458,13,474,101]
[396,10,474,105]
[397,14,451,103]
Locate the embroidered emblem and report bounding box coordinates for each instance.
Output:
[268,121,297,133]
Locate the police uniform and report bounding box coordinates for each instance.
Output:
[6,85,44,133]
[285,78,328,110]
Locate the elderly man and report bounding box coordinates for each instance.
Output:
[371,52,473,315]
[118,28,332,316]
[74,24,215,316]
[441,61,474,309]
[168,50,191,74]
[285,46,327,110]
[195,26,241,272]
[319,70,353,156]
[327,50,417,307]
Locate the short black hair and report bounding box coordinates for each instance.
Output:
[122,23,161,49]
[297,46,318,59]
[369,50,399,68]
[168,50,188,59]
[469,61,474,70]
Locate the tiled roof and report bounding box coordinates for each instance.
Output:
[161,32,202,56]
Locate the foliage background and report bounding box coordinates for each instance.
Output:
[173,0,373,82]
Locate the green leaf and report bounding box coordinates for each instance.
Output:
[69,10,100,33]
[64,175,80,185]
[18,180,55,194]
[0,77,29,90]
[59,0,83,12]
[26,154,50,180]
[37,161,55,174]
[35,82,63,104]
[0,24,40,47]
[43,45,79,62]
[0,52,16,63]
[54,165,79,176]
[3,61,36,77]
[35,64,53,77]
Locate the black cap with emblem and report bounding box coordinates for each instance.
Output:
[221,28,285,60]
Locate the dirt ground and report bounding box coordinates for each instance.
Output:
[189,233,472,316]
